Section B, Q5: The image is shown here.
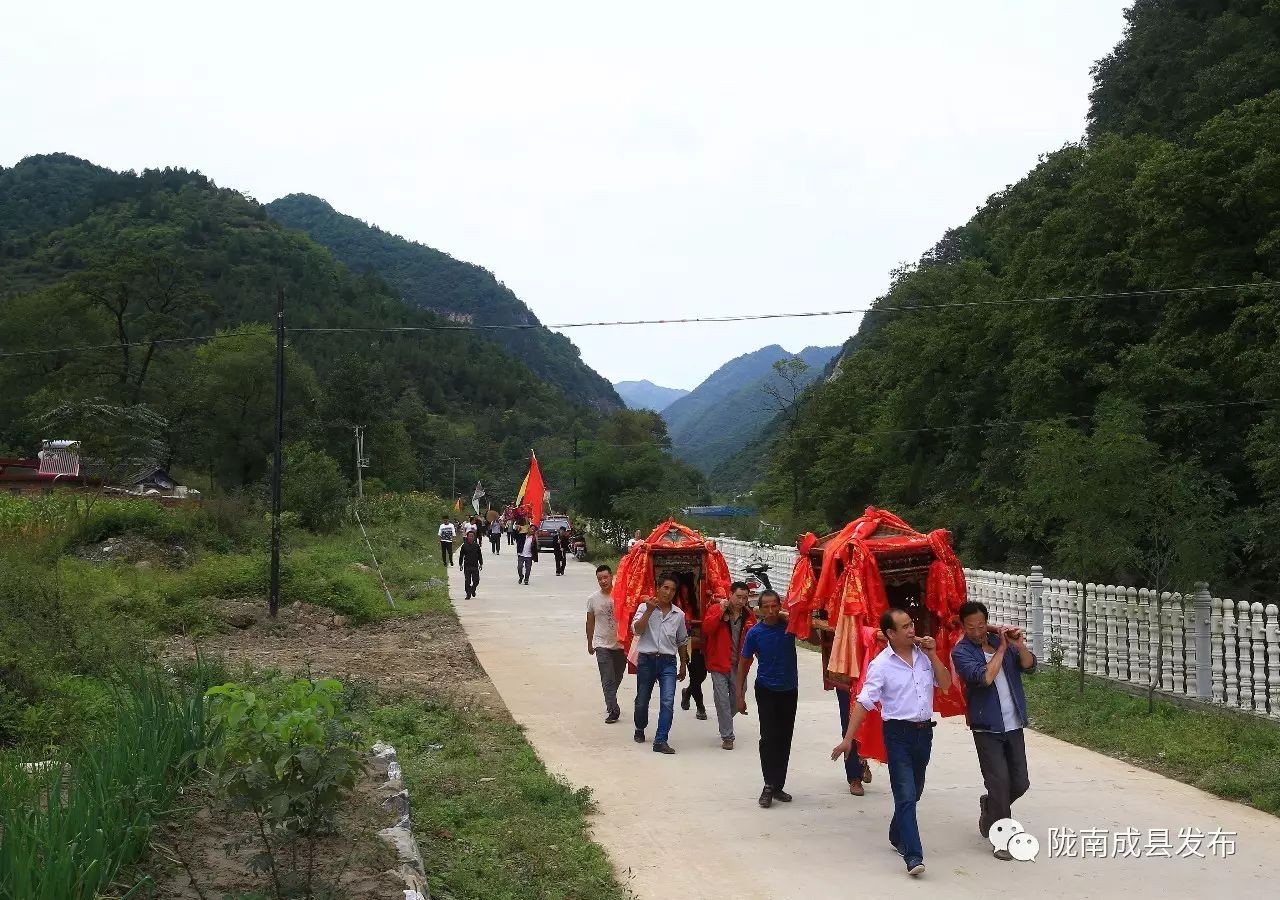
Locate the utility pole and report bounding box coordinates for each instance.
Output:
[441,456,459,503]
[572,422,579,492]
[269,286,285,618]
[353,425,367,499]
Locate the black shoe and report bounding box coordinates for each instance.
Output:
[652,742,676,754]
[633,730,645,743]
[695,709,707,720]
[906,861,926,877]
[680,688,690,711]
[758,786,773,808]
[605,712,620,724]
[772,789,792,802]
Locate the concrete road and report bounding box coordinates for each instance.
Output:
[450,556,1275,899]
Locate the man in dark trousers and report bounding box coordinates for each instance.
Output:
[553,526,569,575]
[458,530,483,600]
[735,590,799,808]
[438,516,456,567]
[832,608,952,879]
[951,601,1036,860]
[516,522,539,584]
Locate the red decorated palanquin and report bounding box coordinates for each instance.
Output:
[612,519,733,654]
[784,506,968,762]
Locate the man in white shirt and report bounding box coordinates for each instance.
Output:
[627,529,643,549]
[586,565,625,723]
[631,572,689,753]
[517,522,539,584]
[832,608,952,878]
[437,517,456,566]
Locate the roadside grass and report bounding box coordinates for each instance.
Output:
[1025,666,1280,816]
[0,669,211,900]
[370,699,630,900]
[0,492,449,753]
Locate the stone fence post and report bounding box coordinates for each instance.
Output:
[1194,582,1212,700]
[1028,565,1045,658]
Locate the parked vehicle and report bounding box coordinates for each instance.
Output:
[536,514,572,550]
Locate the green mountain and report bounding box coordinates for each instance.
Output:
[758,0,1280,598]
[662,344,839,475]
[0,154,594,499]
[265,194,621,412]
[614,380,688,412]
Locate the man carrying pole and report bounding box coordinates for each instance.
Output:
[735,590,800,807]
[632,572,689,754]
[832,608,952,878]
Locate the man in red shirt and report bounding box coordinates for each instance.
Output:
[701,581,756,749]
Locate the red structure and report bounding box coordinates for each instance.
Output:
[783,507,968,761]
[611,519,733,652]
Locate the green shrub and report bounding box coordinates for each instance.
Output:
[280,442,348,532]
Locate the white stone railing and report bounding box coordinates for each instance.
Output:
[715,537,1280,720]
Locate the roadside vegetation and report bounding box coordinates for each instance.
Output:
[1025,666,1280,817]
[1,489,628,898]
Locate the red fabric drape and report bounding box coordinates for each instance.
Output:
[784,507,970,763]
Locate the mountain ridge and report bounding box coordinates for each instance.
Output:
[266,193,621,412]
[661,344,839,474]
[614,379,689,412]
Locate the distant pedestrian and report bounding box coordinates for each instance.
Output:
[952,601,1036,860]
[507,517,517,545]
[586,565,625,724]
[516,522,539,584]
[701,581,755,749]
[458,530,483,600]
[735,590,800,808]
[832,608,952,878]
[554,526,569,575]
[489,517,502,555]
[438,516,456,566]
[631,572,689,754]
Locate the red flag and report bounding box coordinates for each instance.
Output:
[525,451,545,525]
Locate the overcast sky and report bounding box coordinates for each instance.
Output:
[2,0,1130,390]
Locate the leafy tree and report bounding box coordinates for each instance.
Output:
[279,441,348,532]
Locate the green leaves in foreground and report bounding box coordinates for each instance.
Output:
[0,671,208,900]
[196,677,364,900]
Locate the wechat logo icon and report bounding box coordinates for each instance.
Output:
[989,818,1039,861]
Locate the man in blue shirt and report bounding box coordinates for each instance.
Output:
[951,600,1036,861]
[735,590,800,808]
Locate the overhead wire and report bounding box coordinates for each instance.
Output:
[1,279,1275,360]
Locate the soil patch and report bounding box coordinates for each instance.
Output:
[164,599,504,715]
[73,533,192,567]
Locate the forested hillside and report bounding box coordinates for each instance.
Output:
[0,155,603,501]
[758,0,1280,599]
[664,344,838,474]
[266,193,621,412]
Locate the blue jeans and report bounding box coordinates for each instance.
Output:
[883,720,933,868]
[835,688,867,783]
[633,653,677,744]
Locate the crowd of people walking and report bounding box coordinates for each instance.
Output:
[583,562,1037,879]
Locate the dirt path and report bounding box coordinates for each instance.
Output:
[451,558,1276,900]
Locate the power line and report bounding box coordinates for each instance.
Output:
[2,280,1276,360]
[289,281,1279,334]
